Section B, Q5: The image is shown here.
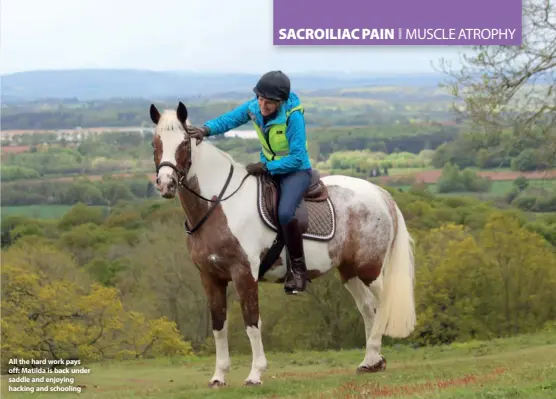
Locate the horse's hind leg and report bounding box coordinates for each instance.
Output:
[200,272,230,388]
[343,275,387,373]
[231,265,267,385]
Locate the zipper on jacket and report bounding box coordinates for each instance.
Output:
[263,126,277,160]
[250,113,276,161]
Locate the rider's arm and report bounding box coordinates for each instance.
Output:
[265,110,306,175]
[204,101,250,136]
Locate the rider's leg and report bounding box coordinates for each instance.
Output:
[277,169,312,294]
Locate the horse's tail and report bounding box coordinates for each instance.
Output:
[373,204,416,338]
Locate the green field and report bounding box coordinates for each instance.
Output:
[385,167,433,176]
[1,205,109,220]
[429,179,556,196]
[389,178,556,197]
[489,179,556,194]
[2,331,555,399]
[1,205,76,220]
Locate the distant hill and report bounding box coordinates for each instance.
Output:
[1,69,444,102]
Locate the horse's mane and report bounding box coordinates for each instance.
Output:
[157,109,246,169]
[209,143,246,169]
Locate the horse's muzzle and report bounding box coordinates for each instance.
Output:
[157,174,178,198]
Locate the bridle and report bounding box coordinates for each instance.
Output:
[154,131,251,235]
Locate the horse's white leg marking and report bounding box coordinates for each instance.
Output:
[229,262,267,385]
[210,320,230,384]
[245,318,267,384]
[199,270,230,387]
[344,277,383,367]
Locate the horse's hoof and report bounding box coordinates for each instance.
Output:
[208,380,226,388]
[356,356,387,374]
[243,379,262,386]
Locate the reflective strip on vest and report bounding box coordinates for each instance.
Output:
[253,105,307,161]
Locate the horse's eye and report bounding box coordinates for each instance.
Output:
[151,142,155,148]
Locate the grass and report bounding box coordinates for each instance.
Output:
[2,331,555,399]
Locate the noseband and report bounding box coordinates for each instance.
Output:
[155,133,250,235]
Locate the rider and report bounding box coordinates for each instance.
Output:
[187,70,312,294]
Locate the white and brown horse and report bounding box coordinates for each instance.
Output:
[149,102,416,387]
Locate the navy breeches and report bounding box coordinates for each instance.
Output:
[274,169,312,225]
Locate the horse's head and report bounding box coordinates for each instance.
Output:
[149,101,194,199]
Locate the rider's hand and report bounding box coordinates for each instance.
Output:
[187,125,209,144]
[246,162,267,176]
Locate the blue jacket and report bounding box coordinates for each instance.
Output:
[203,92,312,175]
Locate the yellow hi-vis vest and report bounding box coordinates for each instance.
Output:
[252,105,307,161]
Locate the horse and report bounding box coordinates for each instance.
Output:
[149,102,416,387]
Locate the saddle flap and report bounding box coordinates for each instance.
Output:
[260,173,279,221]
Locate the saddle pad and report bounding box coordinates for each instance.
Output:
[256,177,336,241]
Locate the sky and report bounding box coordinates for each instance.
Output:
[1,0,466,75]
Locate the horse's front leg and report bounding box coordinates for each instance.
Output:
[231,265,267,385]
[200,271,230,388]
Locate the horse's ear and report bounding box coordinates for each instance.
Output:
[177,101,188,125]
[150,104,160,125]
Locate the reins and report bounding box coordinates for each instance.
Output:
[155,133,251,234]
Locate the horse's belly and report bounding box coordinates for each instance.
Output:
[304,239,334,273]
[259,238,333,283]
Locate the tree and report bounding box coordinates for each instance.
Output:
[0,241,192,372]
[58,203,105,230]
[411,224,493,345]
[437,0,556,168]
[114,222,214,350]
[479,213,556,335]
[411,218,556,346]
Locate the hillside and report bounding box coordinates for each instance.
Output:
[0,69,445,102]
[1,82,458,131]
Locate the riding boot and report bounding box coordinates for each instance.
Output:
[282,218,307,294]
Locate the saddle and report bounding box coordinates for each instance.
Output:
[256,169,336,280]
[257,169,335,241]
[304,169,329,202]
[262,169,328,210]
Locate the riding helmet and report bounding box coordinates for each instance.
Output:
[253,70,291,102]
